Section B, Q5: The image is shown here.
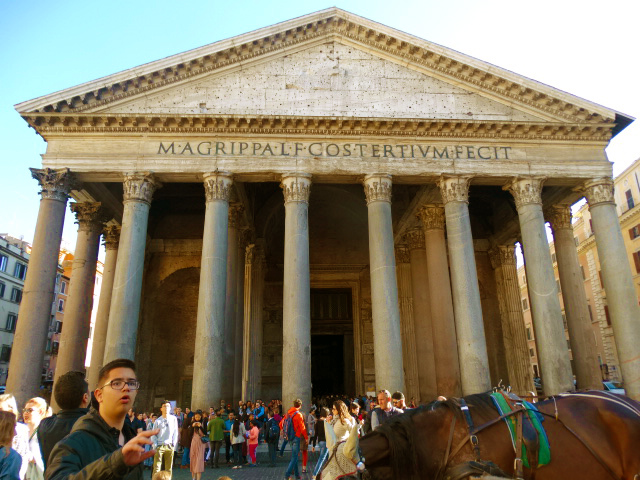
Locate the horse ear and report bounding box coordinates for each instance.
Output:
[325,420,337,450]
[343,423,359,461]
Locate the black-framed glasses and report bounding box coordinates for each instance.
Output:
[99,379,140,390]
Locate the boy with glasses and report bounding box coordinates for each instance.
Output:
[46,359,158,480]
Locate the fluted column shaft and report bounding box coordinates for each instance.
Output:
[363,174,405,393]
[281,173,312,407]
[191,172,232,410]
[505,177,573,395]
[87,226,120,389]
[489,245,535,395]
[584,178,640,400]
[54,202,106,397]
[439,177,491,395]
[233,231,247,403]
[7,168,74,406]
[404,229,437,401]
[418,204,462,397]
[222,204,242,402]
[394,246,420,403]
[546,206,601,390]
[104,173,159,362]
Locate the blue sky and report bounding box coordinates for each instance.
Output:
[1,0,638,253]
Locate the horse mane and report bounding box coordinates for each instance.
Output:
[373,393,497,480]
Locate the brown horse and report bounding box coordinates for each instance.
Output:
[319,390,640,480]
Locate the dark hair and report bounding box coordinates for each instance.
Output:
[293,398,302,408]
[350,402,360,410]
[0,411,16,456]
[391,391,405,401]
[319,407,330,419]
[232,419,240,437]
[54,371,88,410]
[97,359,137,386]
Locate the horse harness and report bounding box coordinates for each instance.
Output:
[438,394,625,480]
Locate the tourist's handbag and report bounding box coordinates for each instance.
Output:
[201,434,210,444]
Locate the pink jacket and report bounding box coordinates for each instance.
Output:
[248,426,259,445]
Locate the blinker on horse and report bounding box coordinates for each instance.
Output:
[319,390,640,480]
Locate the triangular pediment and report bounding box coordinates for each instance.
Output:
[16,7,632,135]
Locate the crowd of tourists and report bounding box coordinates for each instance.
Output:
[0,359,412,480]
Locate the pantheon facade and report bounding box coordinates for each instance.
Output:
[10,9,640,408]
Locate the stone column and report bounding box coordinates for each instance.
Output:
[417,204,462,397]
[281,173,312,407]
[222,203,243,402]
[546,205,601,390]
[104,173,159,362]
[54,202,106,391]
[505,177,573,395]
[363,174,405,393]
[394,245,420,403]
[191,172,232,410]
[583,178,640,400]
[233,230,248,403]
[7,168,74,406]
[404,228,438,400]
[242,243,266,401]
[87,225,120,389]
[488,245,535,395]
[439,177,491,395]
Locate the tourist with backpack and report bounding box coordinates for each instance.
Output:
[279,399,308,480]
[263,410,280,467]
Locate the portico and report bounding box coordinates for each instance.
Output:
[10,8,639,408]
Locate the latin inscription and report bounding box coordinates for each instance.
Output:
[157,141,512,160]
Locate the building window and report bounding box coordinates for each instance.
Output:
[13,263,27,281]
[522,298,528,310]
[0,255,7,272]
[529,348,535,357]
[633,251,640,274]
[562,313,567,329]
[604,305,611,326]
[598,271,604,289]
[10,288,22,304]
[551,253,556,263]
[51,342,59,355]
[55,321,62,334]
[522,275,526,284]
[580,265,586,280]
[629,224,640,240]
[588,304,594,322]
[556,279,561,293]
[5,314,17,332]
[57,299,64,312]
[625,189,635,210]
[574,236,579,246]
[0,345,11,363]
[60,281,66,295]
[0,282,4,298]
[526,327,532,340]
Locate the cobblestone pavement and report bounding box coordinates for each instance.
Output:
[152,445,323,480]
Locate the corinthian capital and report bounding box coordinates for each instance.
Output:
[281,173,312,204]
[203,172,233,202]
[70,202,108,233]
[504,176,546,209]
[103,225,121,250]
[488,245,516,269]
[417,204,445,230]
[395,244,410,264]
[439,175,472,204]
[581,177,615,207]
[403,228,425,250]
[228,203,245,227]
[545,205,572,232]
[123,172,160,204]
[363,173,392,204]
[30,167,76,202]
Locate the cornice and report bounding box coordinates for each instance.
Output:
[17,12,619,128]
[22,113,615,141]
[619,204,640,225]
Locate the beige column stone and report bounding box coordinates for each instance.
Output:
[363,174,405,393]
[281,174,312,407]
[505,177,573,395]
[242,242,266,401]
[394,245,420,403]
[583,178,640,400]
[192,172,233,409]
[439,177,491,395]
[233,229,248,403]
[87,225,120,389]
[404,228,438,401]
[7,168,74,406]
[488,245,535,395]
[546,205,601,390]
[104,173,159,362]
[417,204,461,397]
[222,203,243,402]
[53,202,106,400]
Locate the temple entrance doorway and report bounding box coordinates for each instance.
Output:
[310,288,355,399]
